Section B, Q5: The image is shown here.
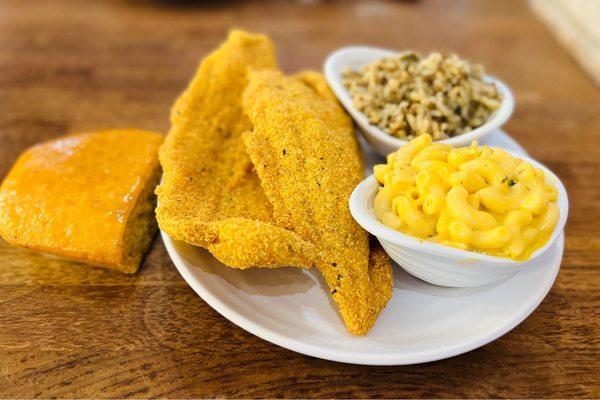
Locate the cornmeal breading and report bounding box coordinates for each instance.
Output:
[242,70,393,335]
[157,30,393,334]
[155,30,318,269]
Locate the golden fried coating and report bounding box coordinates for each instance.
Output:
[157,30,393,334]
[155,30,318,269]
[242,70,393,335]
[0,130,163,273]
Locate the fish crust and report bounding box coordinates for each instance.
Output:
[242,70,393,335]
[156,30,318,269]
[157,30,393,334]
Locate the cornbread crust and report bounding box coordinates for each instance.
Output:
[242,70,393,335]
[0,129,163,273]
[155,30,319,269]
[120,167,161,273]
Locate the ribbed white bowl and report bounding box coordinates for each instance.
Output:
[349,153,569,287]
[324,46,515,156]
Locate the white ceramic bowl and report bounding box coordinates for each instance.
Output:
[349,152,568,287]
[324,46,515,156]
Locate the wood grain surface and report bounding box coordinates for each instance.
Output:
[0,0,599,398]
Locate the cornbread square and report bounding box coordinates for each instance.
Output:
[0,129,164,273]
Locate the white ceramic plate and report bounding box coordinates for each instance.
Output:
[161,130,564,365]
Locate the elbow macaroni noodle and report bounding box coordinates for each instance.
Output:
[373,134,559,260]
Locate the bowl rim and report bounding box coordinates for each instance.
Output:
[324,45,515,148]
[349,150,569,265]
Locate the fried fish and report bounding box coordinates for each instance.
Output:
[156,30,393,334]
[156,30,319,269]
[242,70,393,335]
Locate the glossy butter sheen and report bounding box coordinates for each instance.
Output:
[0,129,163,271]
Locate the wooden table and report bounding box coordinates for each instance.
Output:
[1,0,598,397]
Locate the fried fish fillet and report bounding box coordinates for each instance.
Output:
[156,30,319,269]
[157,30,393,334]
[242,70,393,335]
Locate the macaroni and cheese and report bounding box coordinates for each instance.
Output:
[373,134,559,260]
